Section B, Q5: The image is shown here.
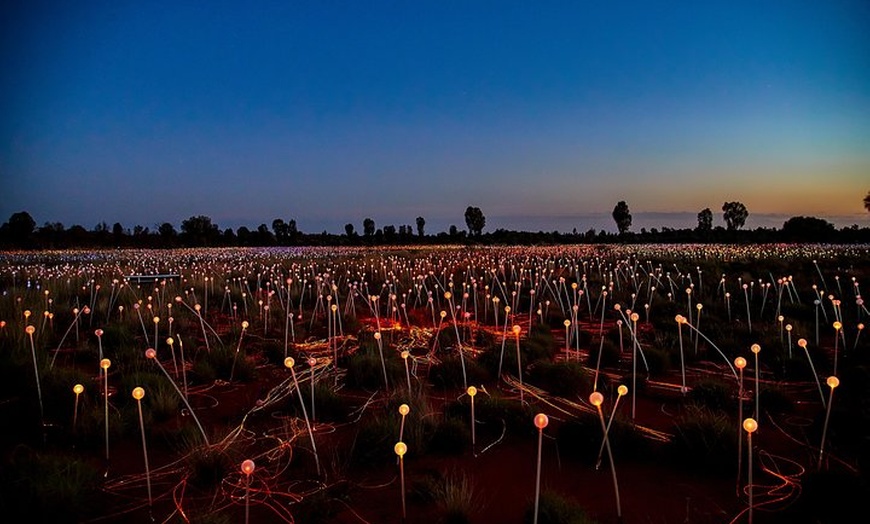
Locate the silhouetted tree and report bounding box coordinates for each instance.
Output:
[158,222,177,241]
[383,224,397,242]
[256,224,274,245]
[722,201,749,231]
[112,222,125,244]
[236,226,252,245]
[416,216,425,237]
[696,208,713,232]
[864,190,870,213]
[181,215,219,246]
[464,206,486,236]
[1,211,37,246]
[345,223,355,237]
[363,218,375,237]
[781,216,836,242]
[612,201,632,235]
[272,218,290,244]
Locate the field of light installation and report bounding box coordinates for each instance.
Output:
[1,244,868,524]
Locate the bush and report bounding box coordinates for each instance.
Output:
[527,360,591,398]
[687,378,735,412]
[667,403,736,475]
[0,447,103,522]
[344,350,404,391]
[427,416,470,455]
[428,356,489,391]
[411,468,484,524]
[522,490,600,524]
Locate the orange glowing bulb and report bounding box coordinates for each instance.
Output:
[241,459,255,476]
[589,391,604,407]
[826,376,839,389]
[743,418,758,433]
[25,325,35,335]
[73,384,84,395]
[617,385,628,396]
[399,404,410,416]
[132,387,145,400]
[394,441,407,457]
[145,348,156,359]
[100,358,111,370]
[284,357,295,368]
[750,344,761,354]
[735,357,747,369]
[467,386,477,397]
[512,325,521,335]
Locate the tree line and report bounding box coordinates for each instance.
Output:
[2,196,869,249]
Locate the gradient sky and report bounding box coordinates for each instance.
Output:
[2,1,869,235]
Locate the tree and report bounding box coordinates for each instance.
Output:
[256,224,274,245]
[112,222,125,244]
[1,211,37,246]
[363,218,375,237]
[864,190,870,213]
[158,222,177,239]
[272,219,289,244]
[344,223,355,237]
[181,215,219,246]
[464,206,486,236]
[416,216,426,237]
[696,208,713,232]
[722,202,749,231]
[612,201,632,235]
[383,224,397,242]
[781,216,836,242]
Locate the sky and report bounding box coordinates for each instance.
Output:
[2,1,869,235]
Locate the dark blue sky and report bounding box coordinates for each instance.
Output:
[2,1,869,234]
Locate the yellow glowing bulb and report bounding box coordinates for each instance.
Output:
[467,386,477,397]
[284,357,295,369]
[617,385,628,396]
[132,387,145,400]
[100,358,111,370]
[826,376,839,389]
[394,441,407,457]
[399,403,410,416]
[73,384,84,395]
